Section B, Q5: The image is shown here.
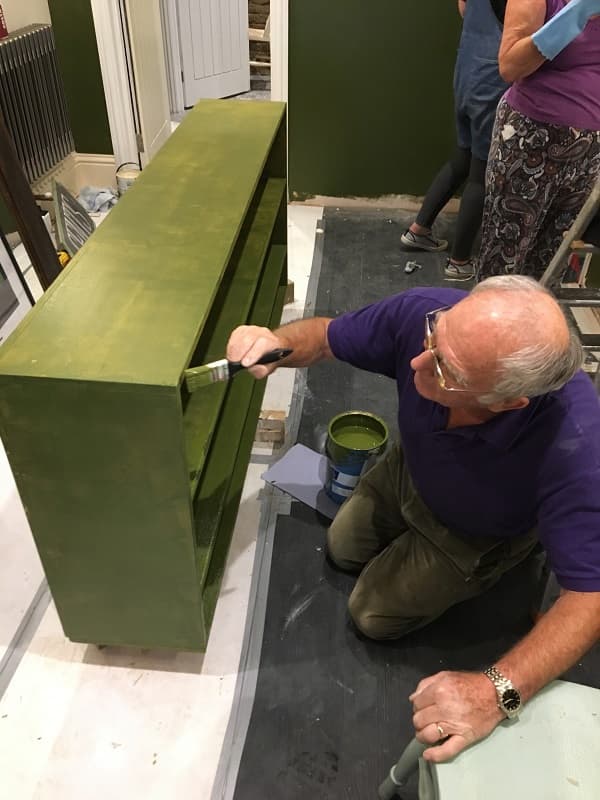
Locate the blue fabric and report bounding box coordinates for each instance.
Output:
[78,185,118,214]
[327,287,600,592]
[533,0,600,60]
[454,0,509,160]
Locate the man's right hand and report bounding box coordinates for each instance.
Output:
[226,325,286,379]
[227,316,334,376]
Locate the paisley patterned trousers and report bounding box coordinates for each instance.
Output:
[476,98,600,282]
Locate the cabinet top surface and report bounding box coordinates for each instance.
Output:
[0,100,286,387]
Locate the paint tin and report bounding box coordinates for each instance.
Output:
[325,411,388,504]
[116,163,141,195]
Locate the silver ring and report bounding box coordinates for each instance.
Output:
[436,724,445,740]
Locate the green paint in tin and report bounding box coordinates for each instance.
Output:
[331,425,383,450]
[326,411,388,504]
[328,411,388,458]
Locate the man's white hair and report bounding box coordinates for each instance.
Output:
[470,276,583,404]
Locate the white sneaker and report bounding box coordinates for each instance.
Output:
[444,259,476,281]
[401,229,448,252]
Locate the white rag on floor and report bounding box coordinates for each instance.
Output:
[77,185,118,213]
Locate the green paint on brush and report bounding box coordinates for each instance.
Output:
[184,348,293,394]
[184,359,230,392]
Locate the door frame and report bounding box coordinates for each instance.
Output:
[92,0,288,159]
[270,0,288,102]
[161,0,288,107]
[90,0,140,168]
[160,0,185,115]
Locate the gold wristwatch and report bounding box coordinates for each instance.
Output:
[483,666,521,719]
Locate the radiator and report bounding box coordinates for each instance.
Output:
[0,24,74,184]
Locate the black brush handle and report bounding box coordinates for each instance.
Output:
[228,348,293,377]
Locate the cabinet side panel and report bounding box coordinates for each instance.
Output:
[0,377,205,649]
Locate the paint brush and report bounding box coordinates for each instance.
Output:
[184,348,292,393]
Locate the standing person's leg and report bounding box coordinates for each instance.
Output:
[476,101,561,280]
[523,130,600,282]
[401,148,471,252]
[444,67,504,282]
[450,157,487,260]
[444,156,487,281]
[402,76,478,254]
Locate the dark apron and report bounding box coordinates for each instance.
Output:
[454,0,509,160]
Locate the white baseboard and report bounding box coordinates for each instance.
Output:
[290,195,461,214]
[73,153,118,190]
[32,153,117,197]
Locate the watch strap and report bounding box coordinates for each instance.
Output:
[484,666,521,717]
[484,665,513,692]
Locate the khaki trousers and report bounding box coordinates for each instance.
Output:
[327,442,538,639]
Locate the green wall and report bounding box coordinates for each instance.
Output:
[288,0,461,199]
[48,0,112,155]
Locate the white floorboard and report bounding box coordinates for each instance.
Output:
[0,443,44,664]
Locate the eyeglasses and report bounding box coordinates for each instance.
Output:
[424,306,474,393]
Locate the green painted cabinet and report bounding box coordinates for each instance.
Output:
[0,100,287,650]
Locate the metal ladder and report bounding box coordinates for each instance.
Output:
[540,176,600,288]
[541,176,600,390]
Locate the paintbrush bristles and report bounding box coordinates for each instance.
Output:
[184,358,230,393]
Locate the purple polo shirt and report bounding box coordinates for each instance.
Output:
[327,287,600,592]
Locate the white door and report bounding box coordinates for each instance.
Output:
[177,0,250,106]
[123,0,172,165]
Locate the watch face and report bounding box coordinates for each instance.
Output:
[502,688,521,712]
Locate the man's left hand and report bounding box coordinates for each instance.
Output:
[410,670,504,762]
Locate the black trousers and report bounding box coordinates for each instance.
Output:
[416,147,487,262]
